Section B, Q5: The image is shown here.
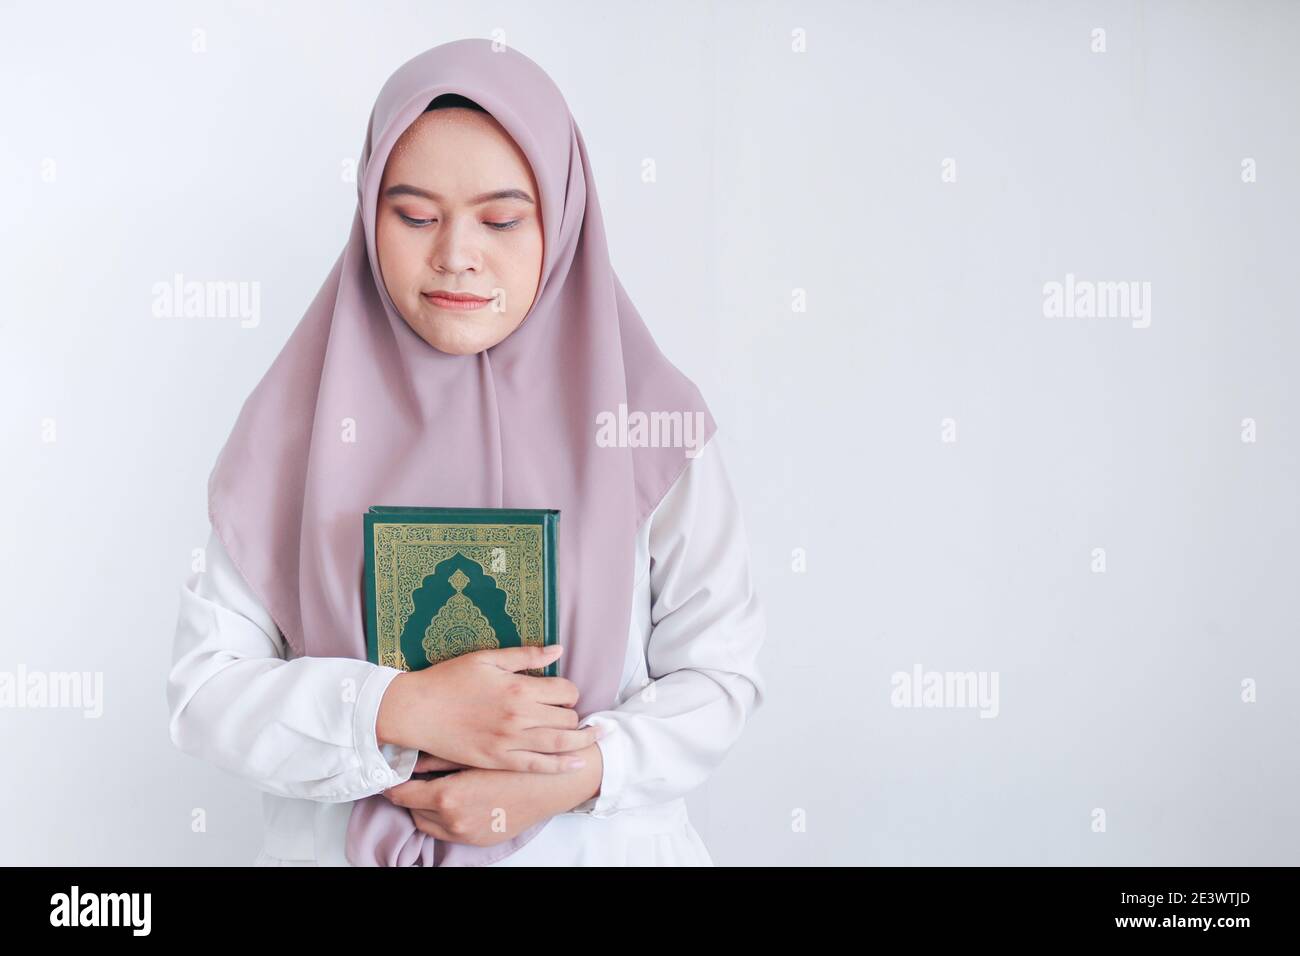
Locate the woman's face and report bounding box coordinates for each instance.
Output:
[376,107,544,355]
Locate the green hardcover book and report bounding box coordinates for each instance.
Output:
[363,506,559,678]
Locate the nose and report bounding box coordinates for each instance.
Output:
[429,214,480,275]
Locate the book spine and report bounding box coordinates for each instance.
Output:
[545,512,559,678]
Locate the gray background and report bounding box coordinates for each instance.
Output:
[1,0,1296,865]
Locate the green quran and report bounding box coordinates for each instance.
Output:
[363,506,559,678]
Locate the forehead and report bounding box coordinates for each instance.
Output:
[383,109,535,187]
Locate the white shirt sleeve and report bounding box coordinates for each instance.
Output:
[571,434,767,817]
[166,528,421,802]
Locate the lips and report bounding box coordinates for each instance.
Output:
[426,291,491,302]
[422,290,494,312]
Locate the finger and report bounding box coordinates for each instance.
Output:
[473,643,563,673]
[518,700,581,730]
[500,748,593,774]
[516,723,603,756]
[513,674,581,708]
[414,753,468,773]
[383,777,448,810]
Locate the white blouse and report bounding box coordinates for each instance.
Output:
[166,432,766,866]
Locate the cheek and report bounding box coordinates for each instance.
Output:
[499,230,544,296]
[377,222,422,291]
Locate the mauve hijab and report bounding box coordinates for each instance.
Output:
[205,37,716,865]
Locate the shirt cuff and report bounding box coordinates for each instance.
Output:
[569,713,624,817]
[353,664,420,793]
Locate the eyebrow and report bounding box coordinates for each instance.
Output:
[383,184,535,205]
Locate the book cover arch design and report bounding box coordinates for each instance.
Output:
[372,521,549,673]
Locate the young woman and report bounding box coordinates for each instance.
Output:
[166,38,766,866]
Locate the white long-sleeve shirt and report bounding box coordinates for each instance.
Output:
[166,431,766,866]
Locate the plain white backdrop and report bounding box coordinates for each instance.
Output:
[2,0,1297,865]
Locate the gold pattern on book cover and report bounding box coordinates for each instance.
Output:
[422,568,499,663]
[373,522,545,671]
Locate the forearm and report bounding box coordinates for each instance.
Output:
[169,650,416,802]
[573,668,758,814]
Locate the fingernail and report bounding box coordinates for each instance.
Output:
[567,758,586,770]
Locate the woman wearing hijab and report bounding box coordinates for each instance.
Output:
[166,38,766,866]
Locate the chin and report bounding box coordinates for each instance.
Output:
[398,302,520,355]
[422,321,499,355]
[434,338,486,356]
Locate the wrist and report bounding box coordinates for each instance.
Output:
[562,742,603,812]
[375,670,414,749]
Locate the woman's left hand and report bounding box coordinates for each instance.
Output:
[382,744,603,847]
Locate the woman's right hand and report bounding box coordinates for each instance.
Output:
[375,644,600,773]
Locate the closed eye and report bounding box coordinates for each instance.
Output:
[398,213,521,231]
[399,213,436,227]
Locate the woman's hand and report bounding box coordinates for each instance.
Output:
[382,742,604,847]
[375,644,600,773]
